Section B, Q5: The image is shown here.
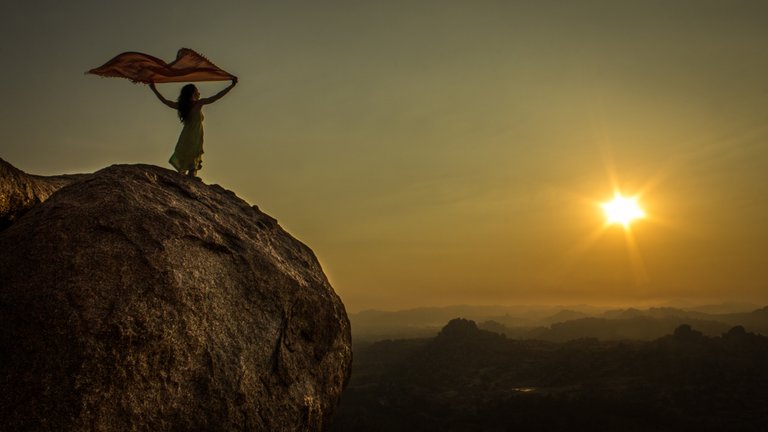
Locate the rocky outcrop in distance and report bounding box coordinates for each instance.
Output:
[0,158,86,229]
[0,162,352,431]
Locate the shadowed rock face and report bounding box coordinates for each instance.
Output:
[0,163,352,432]
[0,158,86,230]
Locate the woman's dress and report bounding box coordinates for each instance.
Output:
[169,108,204,173]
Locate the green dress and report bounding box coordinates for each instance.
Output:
[169,108,204,173]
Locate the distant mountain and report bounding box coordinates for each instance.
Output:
[350,304,768,342]
[718,306,768,334]
[477,319,510,335]
[488,311,768,342]
[542,309,589,324]
[333,319,768,431]
[603,307,645,319]
[662,300,762,314]
[539,316,732,341]
[353,304,568,327]
[350,304,609,340]
[350,306,511,341]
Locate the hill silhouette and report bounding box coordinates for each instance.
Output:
[350,304,768,342]
[333,319,768,431]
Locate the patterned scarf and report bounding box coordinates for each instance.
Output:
[88,48,235,83]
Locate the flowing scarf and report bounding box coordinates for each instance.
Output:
[88,48,236,83]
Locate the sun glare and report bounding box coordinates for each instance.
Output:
[601,194,645,228]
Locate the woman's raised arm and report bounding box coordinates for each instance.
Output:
[149,82,178,109]
[200,78,238,105]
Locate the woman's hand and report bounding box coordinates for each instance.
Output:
[200,78,237,105]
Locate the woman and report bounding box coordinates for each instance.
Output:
[149,78,237,177]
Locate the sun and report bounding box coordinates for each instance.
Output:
[601,193,645,228]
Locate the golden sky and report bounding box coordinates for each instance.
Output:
[2,0,767,312]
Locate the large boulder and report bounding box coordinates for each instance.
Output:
[0,163,352,431]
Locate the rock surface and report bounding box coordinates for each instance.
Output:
[0,158,86,229]
[0,163,352,431]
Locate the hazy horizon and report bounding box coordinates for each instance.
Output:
[348,299,765,315]
[3,0,768,312]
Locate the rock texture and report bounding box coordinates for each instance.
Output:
[0,158,86,230]
[0,163,352,432]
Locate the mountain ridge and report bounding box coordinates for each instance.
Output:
[351,303,768,342]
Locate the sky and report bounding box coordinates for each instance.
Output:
[2,0,767,312]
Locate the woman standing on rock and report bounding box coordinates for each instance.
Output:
[149,78,237,177]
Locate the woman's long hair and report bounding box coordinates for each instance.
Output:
[177,84,198,123]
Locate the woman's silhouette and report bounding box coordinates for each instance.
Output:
[149,78,237,177]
